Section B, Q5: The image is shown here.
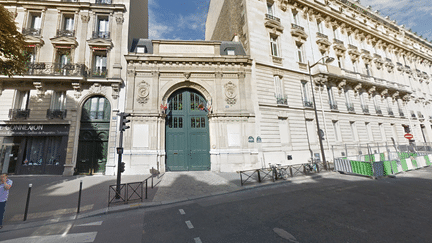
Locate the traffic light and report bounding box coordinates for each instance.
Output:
[119,162,125,173]
[119,113,131,131]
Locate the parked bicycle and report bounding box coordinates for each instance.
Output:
[269,163,289,180]
[304,159,319,173]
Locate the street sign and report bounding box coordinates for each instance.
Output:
[404,133,414,140]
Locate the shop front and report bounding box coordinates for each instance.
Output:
[0,124,69,175]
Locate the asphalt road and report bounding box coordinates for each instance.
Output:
[1,169,431,243]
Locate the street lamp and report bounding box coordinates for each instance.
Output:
[308,56,334,171]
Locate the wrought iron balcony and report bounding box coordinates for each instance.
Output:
[303,100,313,108]
[376,108,383,115]
[329,102,338,110]
[95,0,111,4]
[316,32,328,39]
[333,38,344,45]
[291,23,304,31]
[265,14,280,22]
[56,29,75,37]
[362,105,369,114]
[26,63,87,77]
[387,108,394,116]
[346,103,355,112]
[92,31,110,39]
[9,109,30,119]
[47,109,67,119]
[22,28,41,36]
[91,67,107,78]
[275,94,288,105]
[399,109,405,117]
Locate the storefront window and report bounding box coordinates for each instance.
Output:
[46,137,62,165]
[22,137,62,166]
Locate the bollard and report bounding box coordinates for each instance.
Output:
[145,179,148,199]
[151,175,154,188]
[23,184,32,221]
[77,180,83,214]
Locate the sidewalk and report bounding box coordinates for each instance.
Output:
[1,169,362,231]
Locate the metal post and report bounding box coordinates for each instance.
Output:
[145,179,148,199]
[23,184,32,221]
[240,172,243,186]
[151,174,154,188]
[77,180,83,214]
[116,113,124,199]
[308,61,328,170]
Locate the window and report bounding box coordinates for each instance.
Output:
[374,95,381,113]
[348,34,354,45]
[301,81,310,102]
[344,89,352,105]
[317,20,324,34]
[366,122,373,141]
[333,28,340,39]
[270,36,279,57]
[352,61,358,73]
[136,46,147,53]
[87,97,110,120]
[350,122,359,141]
[267,1,275,16]
[14,91,30,110]
[391,124,398,141]
[365,64,372,76]
[226,49,235,55]
[292,10,299,25]
[306,119,317,144]
[333,120,341,142]
[63,15,74,31]
[93,53,107,77]
[274,75,284,103]
[379,123,386,141]
[328,86,336,109]
[337,56,343,68]
[50,91,66,110]
[29,12,42,30]
[96,16,109,38]
[296,43,304,63]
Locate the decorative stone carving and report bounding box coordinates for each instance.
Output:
[80,14,90,23]
[392,91,399,101]
[316,37,332,53]
[337,79,346,93]
[368,86,376,97]
[72,82,82,99]
[380,89,388,98]
[333,44,346,56]
[265,18,284,36]
[89,83,107,96]
[291,25,308,44]
[279,0,289,11]
[137,81,150,105]
[115,16,124,25]
[111,83,120,99]
[354,83,362,94]
[224,81,237,105]
[184,72,191,80]
[348,49,361,61]
[33,82,45,98]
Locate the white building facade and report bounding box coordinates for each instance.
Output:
[206,0,432,165]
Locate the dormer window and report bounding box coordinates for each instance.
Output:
[136,46,147,53]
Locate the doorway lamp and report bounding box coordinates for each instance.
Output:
[308,56,335,171]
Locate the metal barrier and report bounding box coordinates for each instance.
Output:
[108,173,164,207]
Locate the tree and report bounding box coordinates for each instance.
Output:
[0,5,28,77]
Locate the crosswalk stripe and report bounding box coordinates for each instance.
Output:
[185,220,194,229]
[76,221,103,226]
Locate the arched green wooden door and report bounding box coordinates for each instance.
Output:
[76,96,111,174]
[166,89,210,171]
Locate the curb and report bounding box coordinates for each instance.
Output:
[1,171,335,232]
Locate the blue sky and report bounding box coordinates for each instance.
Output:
[149,0,432,43]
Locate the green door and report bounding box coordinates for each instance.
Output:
[77,96,111,174]
[166,89,210,171]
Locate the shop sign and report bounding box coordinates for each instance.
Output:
[0,124,70,136]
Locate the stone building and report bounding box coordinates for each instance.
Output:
[0,0,148,175]
[123,39,257,173]
[206,0,432,165]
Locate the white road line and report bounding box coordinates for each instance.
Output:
[61,223,73,237]
[76,221,103,226]
[185,220,194,229]
[179,209,186,215]
[194,237,202,243]
[0,232,98,243]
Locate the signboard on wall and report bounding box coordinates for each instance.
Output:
[0,124,70,136]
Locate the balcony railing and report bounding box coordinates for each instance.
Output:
[303,100,313,108]
[348,44,357,50]
[95,0,112,4]
[26,63,87,77]
[362,105,369,114]
[92,31,110,39]
[291,23,304,31]
[22,28,41,36]
[346,103,355,112]
[265,14,280,22]
[316,32,328,39]
[91,67,107,78]
[276,94,288,105]
[329,102,338,110]
[56,29,75,37]
[387,109,394,116]
[47,109,67,119]
[376,108,383,115]
[399,109,405,117]
[9,109,30,119]
[333,38,344,45]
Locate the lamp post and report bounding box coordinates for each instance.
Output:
[308,56,334,171]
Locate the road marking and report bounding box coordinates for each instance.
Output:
[76,221,103,226]
[185,220,194,229]
[0,232,98,243]
[194,237,202,243]
[61,223,73,237]
[179,209,186,215]
[273,228,299,243]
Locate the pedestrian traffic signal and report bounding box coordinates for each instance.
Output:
[119,112,131,131]
[119,162,125,173]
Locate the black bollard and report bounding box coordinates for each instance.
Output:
[145,179,148,199]
[23,183,32,221]
[77,180,83,214]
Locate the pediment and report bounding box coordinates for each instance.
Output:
[87,38,113,49]
[24,35,44,46]
[50,36,78,48]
